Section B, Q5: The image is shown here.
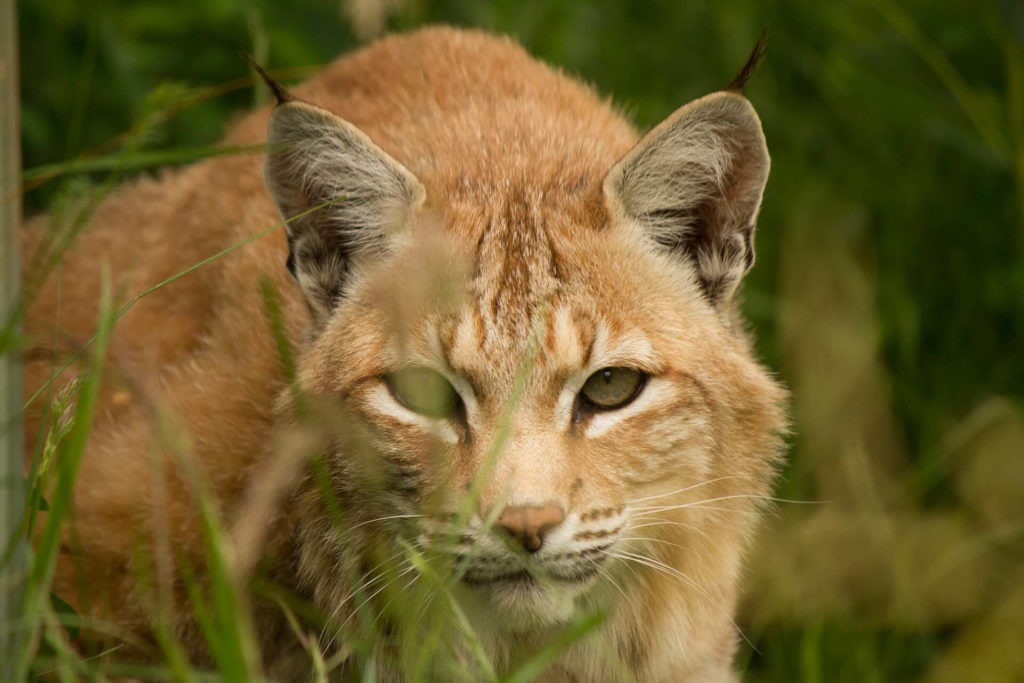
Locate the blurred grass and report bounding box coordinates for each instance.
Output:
[10,0,1024,680]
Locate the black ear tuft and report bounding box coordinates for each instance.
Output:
[725,30,768,94]
[242,51,295,105]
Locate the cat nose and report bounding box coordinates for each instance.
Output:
[495,504,566,553]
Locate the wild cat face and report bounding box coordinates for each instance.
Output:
[261,79,784,631]
[296,216,732,626]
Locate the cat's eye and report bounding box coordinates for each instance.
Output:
[386,367,461,419]
[579,367,647,410]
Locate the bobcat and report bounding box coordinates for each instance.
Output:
[23,26,786,682]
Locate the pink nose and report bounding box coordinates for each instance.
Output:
[495,504,566,553]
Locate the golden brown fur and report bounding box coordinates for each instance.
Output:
[23,27,786,681]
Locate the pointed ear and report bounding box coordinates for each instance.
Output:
[265,100,425,320]
[603,91,769,306]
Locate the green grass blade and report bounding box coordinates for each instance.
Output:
[15,264,114,680]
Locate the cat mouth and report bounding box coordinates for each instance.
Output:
[461,569,536,587]
[460,565,600,587]
[454,542,612,588]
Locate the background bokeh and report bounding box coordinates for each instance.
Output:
[19,1,1024,680]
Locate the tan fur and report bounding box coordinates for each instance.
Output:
[23,27,786,681]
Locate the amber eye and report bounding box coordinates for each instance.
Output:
[579,367,647,410]
[386,367,461,419]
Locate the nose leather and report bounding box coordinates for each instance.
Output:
[496,504,566,553]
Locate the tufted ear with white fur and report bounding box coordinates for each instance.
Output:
[603,91,769,307]
[264,100,425,321]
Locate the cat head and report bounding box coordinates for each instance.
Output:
[257,53,785,640]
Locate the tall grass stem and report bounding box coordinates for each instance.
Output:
[0,1,24,677]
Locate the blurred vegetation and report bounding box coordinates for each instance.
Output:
[16,0,1024,680]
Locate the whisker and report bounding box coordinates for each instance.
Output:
[363,571,425,633]
[414,586,439,628]
[610,549,759,655]
[626,517,712,540]
[348,513,425,531]
[320,547,409,650]
[632,493,825,514]
[632,504,758,517]
[618,536,690,552]
[612,550,697,589]
[625,475,751,505]
[340,562,419,631]
[596,566,628,603]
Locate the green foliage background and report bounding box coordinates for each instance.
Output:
[17,0,1024,680]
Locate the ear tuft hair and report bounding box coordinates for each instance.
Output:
[242,51,295,105]
[725,31,768,94]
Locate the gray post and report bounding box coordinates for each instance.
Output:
[0,0,24,674]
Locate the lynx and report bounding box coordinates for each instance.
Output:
[23,26,786,682]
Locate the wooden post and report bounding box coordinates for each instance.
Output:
[0,0,24,674]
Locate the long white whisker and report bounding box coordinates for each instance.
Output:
[596,566,628,602]
[612,550,699,589]
[626,476,751,505]
[632,493,824,513]
[414,586,438,628]
[633,504,757,517]
[321,547,409,650]
[618,536,690,552]
[340,562,419,630]
[364,571,425,633]
[610,549,759,655]
[348,513,425,531]
[626,517,712,540]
